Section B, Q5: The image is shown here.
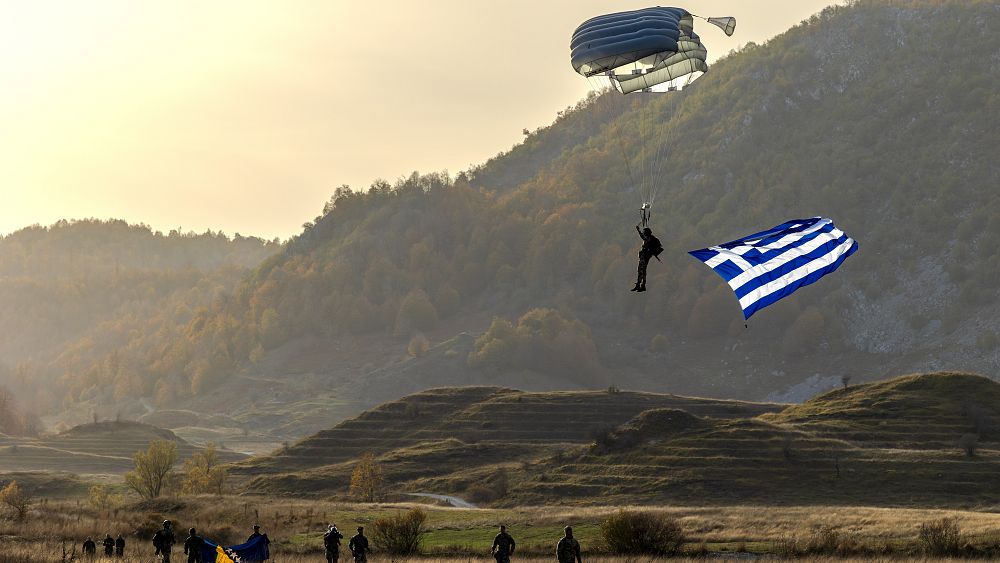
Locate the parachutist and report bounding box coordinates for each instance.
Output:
[632,224,663,292]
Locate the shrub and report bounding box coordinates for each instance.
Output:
[370,508,428,555]
[466,485,498,504]
[918,517,961,556]
[959,434,979,458]
[805,525,858,556]
[600,510,685,556]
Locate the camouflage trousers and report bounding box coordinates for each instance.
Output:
[637,250,652,286]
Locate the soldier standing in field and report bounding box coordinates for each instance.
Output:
[492,525,516,563]
[115,534,126,557]
[324,524,344,563]
[82,537,97,557]
[556,526,582,563]
[349,526,370,563]
[184,528,204,563]
[102,534,115,556]
[152,521,176,563]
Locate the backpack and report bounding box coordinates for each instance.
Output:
[648,235,663,257]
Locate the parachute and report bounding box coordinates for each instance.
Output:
[570,7,735,227]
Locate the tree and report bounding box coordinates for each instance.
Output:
[407,333,431,358]
[841,375,852,389]
[348,452,384,502]
[0,480,32,520]
[181,443,227,495]
[124,440,178,499]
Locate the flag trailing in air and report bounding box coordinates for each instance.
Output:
[688,217,858,319]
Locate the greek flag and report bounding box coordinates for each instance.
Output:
[688,217,858,319]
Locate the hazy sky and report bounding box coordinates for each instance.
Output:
[1,1,844,240]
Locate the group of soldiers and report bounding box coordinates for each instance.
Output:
[81,534,125,557]
[83,520,271,562]
[83,521,583,563]
[321,523,581,563]
[321,524,368,563]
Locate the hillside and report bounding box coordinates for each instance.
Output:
[234,386,780,495]
[3,1,998,439]
[237,372,1000,508]
[0,420,246,474]
[0,219,278,423]
[506,372,1000,506]
[172,0,998,427]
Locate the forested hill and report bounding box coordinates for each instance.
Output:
[7,1,999,430]
[223,1,998,383]
[0,220,278,417]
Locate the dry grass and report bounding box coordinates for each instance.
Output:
[4,496,1000,559]
[0,548,988,563]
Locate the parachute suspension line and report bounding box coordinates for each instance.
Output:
[594,73,641,210]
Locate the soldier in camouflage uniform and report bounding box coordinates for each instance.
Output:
[556,527,581,563]
[492,525,516,563]
[349,527,370,563]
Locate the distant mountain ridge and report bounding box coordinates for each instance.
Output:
[1,1,997,435]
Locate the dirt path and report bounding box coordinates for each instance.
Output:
[405,493,476,508]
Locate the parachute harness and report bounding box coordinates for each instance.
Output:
[640,202,651,229]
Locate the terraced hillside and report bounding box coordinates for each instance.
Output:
[234,386,780,494]
[507,372,1000,507]
[0,421,246,474]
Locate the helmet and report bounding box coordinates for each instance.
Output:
[642,227,652,235]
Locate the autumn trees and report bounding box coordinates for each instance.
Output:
[124,440,228,499]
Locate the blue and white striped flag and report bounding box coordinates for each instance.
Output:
[688,217,858,319]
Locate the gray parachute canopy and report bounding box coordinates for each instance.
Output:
[570,7,735,94]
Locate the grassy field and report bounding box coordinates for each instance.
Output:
[4,495,1000,560]
[0,550,991,563]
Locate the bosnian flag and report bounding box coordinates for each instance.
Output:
[688,217,858,319]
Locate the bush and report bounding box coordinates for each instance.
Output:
[370,508,428,555]
[918,517,961,556]
[465,485,498,504]
[600,510,684,556]
[805,525,858,556]
[959,433,979,457]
